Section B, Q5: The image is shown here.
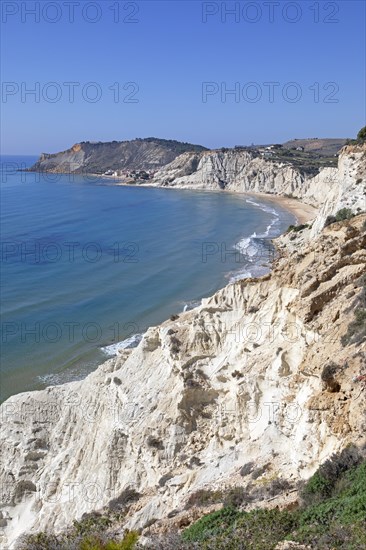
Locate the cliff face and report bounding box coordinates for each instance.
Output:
[0,213,365,546]
[1,147,365,548]
[28,139,208,174]
[152,145,366,233]
[307,144,366,235]
[152,150,305,195]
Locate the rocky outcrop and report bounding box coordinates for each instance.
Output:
[1,212,365,548]
[307,144,366,235]
[28,139,208,174]
[152,150,305,195]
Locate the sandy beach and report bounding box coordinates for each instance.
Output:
[108,178,318,225]
[245,192,317,224]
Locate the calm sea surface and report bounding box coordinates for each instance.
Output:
[0,155,295,401]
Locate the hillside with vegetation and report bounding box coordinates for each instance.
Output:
[20,446,366,549]
[28,138,208,175]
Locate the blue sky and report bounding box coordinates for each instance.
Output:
[1,0,365,153]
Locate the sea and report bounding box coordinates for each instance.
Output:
[0,155,295,402]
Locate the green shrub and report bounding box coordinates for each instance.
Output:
[182,507,240,542]
[74,514,113,536]
[233,508,299,549]
[266,478,292,497]
[222,486,253,508]
[301,471,332,505]
[179,448,365,550]
[19,532,62,549]
[286,223,309,233]
[294,461,366,548]
[301,445,362,504]
[335,208,354,221]
[184,489,223,509]
[324,215,337,226]
[116,531,139,550]
[21,451,366,550]
[182,506,299,549]
[79,531,139,549]
[357,126,366,142]
[20,530,139,550]
[325,208,354,227]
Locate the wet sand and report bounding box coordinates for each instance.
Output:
[245,192,317,224]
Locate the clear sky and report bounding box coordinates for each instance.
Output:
[1,0,365,153]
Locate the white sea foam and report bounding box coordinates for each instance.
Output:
[37,335,144,387]
[182,299,201,312]
[235,234,258,257]
[101,333,143,356]
[38,363,94,386]
[228,263,270,283]
[229,198,284,283]
[245,198,281,238]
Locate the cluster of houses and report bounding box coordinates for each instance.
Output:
[103,169,157,181]
[257,144,305,158]
[257,145,276,158]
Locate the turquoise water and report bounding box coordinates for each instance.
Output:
[0,156,295,401]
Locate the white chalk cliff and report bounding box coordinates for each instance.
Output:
[151,144,366,233]
[0,146,365,547]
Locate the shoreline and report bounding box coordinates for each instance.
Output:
[244,192,317,225]
[7,172,318,395]
[99,175,317,225]
[26,170,318,226]
[2,173,312,401]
